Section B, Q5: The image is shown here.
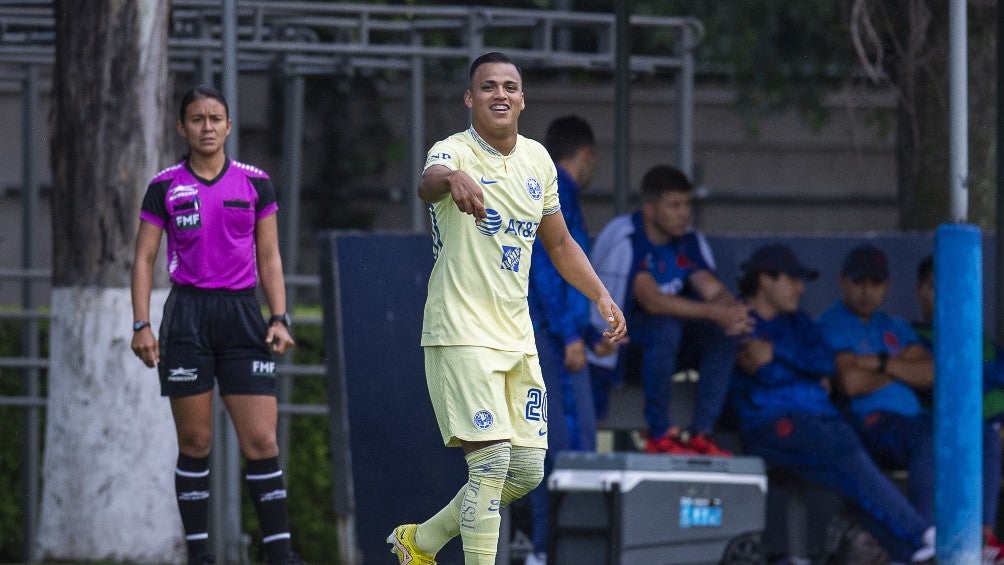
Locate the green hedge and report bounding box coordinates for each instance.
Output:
[0,315,338,564]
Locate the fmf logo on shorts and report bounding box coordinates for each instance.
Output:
[175,213,201,230]
[252,360,276,376]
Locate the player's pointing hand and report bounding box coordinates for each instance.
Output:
[447,170,487,220]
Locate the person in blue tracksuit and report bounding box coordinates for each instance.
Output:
[589,165,751,455]
[816,244,935,527]
[525,115,609,565]
[911,254,1004,559]
[732,244,934,563]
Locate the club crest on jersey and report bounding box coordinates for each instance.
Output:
[473,410,494,430]
[525,177,542,200]
[501,245,521,272]
[476,208,502,236]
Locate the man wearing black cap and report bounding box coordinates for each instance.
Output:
[732,244,934,564]
[817,244,935,528]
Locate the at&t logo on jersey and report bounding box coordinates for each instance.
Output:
[476,208,502,236]
[503,219,539,239]
[473,409,494,430]
[525,177,542,200]
[501,246,522,272]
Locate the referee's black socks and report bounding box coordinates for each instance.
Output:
[175,453,211,562]
[245,456,293,564]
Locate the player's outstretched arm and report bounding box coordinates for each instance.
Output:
[537,212,626,342]
[418,165,486,219]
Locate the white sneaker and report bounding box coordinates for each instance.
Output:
[911,526,936,562]
[524,551,546,565]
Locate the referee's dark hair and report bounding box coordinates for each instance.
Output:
[179,84,229,122]
[545,115,595,163]
[469,51,522,82]
[640,165,693,204]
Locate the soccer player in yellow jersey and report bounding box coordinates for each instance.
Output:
[388,52,627,565]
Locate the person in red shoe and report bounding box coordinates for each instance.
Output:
[588,166,751,457]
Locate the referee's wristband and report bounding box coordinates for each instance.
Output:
[268,313,291,328]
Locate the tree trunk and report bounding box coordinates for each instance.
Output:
[38,1,180,562]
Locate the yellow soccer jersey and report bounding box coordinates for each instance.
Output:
[421,126,559,353]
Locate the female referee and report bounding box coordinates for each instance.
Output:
[130,85,299,565]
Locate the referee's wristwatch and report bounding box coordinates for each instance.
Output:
[268,312,291,328]
[132,320,151,332]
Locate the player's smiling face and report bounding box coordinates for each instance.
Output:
[465,62,525,137]
[178,96,231,158]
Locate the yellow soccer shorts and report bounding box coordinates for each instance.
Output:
[424,345,549,449]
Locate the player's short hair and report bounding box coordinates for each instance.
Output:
[640,165,692,203]
[469,52,522,83]
[179,84,229,122]
[917,254,934,286]
[545,115,595,162]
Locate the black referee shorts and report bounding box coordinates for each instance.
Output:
[158,285,277,398]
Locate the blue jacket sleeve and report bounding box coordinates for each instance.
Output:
[529,240,581,345]
[752,313,834,386]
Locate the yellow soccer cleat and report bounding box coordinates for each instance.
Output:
[387,524,437,565]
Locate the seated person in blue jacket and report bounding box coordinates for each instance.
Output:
[588,165,752,455]
[732,244,934,563]
[911,254,1004,558]
[816,244,935,523]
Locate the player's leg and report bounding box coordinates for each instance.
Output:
[501,351,547,507]
[394,346,517,565]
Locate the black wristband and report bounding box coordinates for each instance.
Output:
[877,351,889,373]
[268,313,291,328]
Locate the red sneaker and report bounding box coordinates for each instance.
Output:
[688,432,733,457]
[644,428,693,454]
[984,529,1004,564]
